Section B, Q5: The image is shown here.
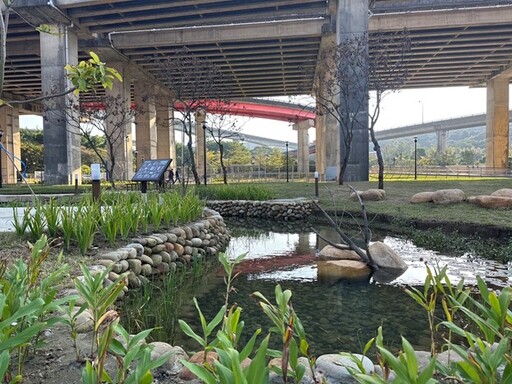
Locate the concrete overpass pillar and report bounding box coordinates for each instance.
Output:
[296,232,311,254]
[195,109,206,181]
[314,114,325,179]
[436,130,447,153]
[315,31,339,181]
[293,119,312,174]
[486,77,510,169]
[0,107,20,184]
[156,100,175,167]
[40,24,81,184]
[105,63,132,181]
[336,0,369,182]
[134,81,157,169]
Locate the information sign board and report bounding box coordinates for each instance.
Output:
[132,159,172,182]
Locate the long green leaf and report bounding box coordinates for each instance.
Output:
[181,361,217,384]
[178,319,205,346]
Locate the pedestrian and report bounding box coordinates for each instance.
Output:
[167,169,175,184]
[175,168,181,183]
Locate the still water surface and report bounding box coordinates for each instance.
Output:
[122,222,511,355]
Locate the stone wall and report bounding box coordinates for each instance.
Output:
[207,198,313,221]
[92,207,230,293]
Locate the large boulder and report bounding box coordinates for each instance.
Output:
[432,189,465,204]
[315,354,374,384]
[410,191,434,204]
[491,188,512,198]
[468,195,512,209]
[368,242,408,271]
[350,189,386,201]
[318,245,361,261]
[149,342,188,375]
[317,260,371,283]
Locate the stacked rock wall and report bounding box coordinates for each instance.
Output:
[93,208,230,290]
[207,199,313,221]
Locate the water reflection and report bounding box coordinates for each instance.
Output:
[226,220,511,289]
[122,219,511,356]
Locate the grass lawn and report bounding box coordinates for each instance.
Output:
[2,177,512,230]
[243,178,512,230]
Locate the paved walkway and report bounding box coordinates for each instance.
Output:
[0,207,17,232]
[0,194,74,232]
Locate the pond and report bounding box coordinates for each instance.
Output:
[120,219,511,356]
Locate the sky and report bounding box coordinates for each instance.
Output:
[19,85,509,145]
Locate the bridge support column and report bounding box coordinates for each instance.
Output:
[486,76,509,170]
[293,119,312,175]
[105,63,132,181]
[195,108,206,182]
[156,99,175,166]
[436,130,447,153]
[134,81,157,169]
[0,107,20,184]
[40,24,80,185]
[336,0,369,182]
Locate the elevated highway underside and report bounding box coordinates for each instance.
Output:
[4,0,512,99]
[1,0,511,184]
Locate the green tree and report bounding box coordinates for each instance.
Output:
[227,141,251,165]
[267,147,285,170]
[458,147,483,165]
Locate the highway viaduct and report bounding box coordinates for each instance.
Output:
[0,1,511,184]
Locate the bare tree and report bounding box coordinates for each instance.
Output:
[368,31,411,189]
[313,35,369,185]
[312,31,410,187]
[151,48,228,185]
[43,94,138,187]
[204,101,248,184]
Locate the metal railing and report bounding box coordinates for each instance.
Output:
[370,165,512,179]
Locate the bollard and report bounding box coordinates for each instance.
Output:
[314,171,319,198]
[91,164,101,202]
[74,174,79,195]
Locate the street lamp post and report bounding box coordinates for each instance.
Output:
[0,130,3,188]
[202,123,207,185]
[418,101,424,124]
[285,141,289,183]
[414,136,418,180]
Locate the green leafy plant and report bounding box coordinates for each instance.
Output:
[353,336,438,384]
[0,235,71,382]
[41,198,61,239]
[99,206,119,246]
[66,52,122,94]
[252,285,315,383]
[62,298,88,362]
[74,264,126,356]
[25,202,46,242]
[178,252,275,383]
[74,205,99,256]
[11,206,29,237]
[59,206,76,250]
[146,193,164,231]
[179,298,226,361]
[405,264,452,356]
